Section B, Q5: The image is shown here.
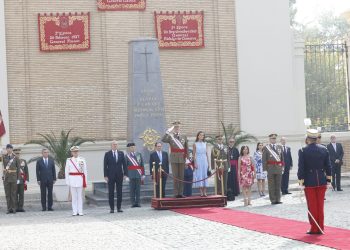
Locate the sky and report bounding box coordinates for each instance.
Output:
[295,0,350,25]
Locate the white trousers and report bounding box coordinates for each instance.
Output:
[70,186,83,215]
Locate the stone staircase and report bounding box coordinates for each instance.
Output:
[85,175,216,206]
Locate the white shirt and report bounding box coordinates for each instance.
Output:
[332,143,337,152]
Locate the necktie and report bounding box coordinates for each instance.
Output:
[45,158,48,167]
[273,145,276,151]
[283,146,286,153]
[113,151,116,159]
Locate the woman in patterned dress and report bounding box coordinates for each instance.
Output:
[238,146,255,206]
[193,131,210,197]
[254,142,267,197]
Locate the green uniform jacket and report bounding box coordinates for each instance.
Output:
[18,159,29,184]
[125,152,144,179]
[2,153,21,183]
[262,144,285,174]
[162,133,188,164]
[211,144,229,171]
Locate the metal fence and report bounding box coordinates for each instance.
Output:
[304,43,350,132]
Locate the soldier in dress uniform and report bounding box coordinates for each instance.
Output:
[262,134,284,205]
[125,142,145,207]
[2,144,20,214]
[162,121,189,198]
[211,135,228,196]
[14,148,29,212]
[65,146,88,216]
[298,129,332,234]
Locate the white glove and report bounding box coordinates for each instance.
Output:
[166,126,174,134]
[141,175,146,180]
[125,177,130,182]
[17,180,20,184]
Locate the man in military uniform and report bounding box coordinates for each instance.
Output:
[262,134,284,205]
[211,135,228,196]
[162,121,188,198]
[2,144,21,214]
[14,148,29,212]
[125,142,145,207]
[298,129,332,234]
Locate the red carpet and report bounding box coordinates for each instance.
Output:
[173,207,350,249]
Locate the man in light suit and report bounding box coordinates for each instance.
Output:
[104,141,127,213]
[149,142,169,198]
[280,137,293,195]
[36,148,56,211]
[326,135,344,191]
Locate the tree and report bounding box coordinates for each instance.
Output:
[26,129,95,179]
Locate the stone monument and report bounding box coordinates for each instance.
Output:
[127,38,167,171]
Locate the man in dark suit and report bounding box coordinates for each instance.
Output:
[149,142,169,198]
[104,141,127,213]
[281,137,293,195]
[36,148,56,211]
[326,135,344,191]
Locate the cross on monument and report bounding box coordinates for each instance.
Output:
[140,47,152,82]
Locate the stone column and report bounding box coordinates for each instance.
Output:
[0,0,9,147]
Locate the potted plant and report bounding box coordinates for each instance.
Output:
[26,129,94,201]
[206,121,257,147]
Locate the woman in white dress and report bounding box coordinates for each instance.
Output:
[65,146,88,216]
[193,131,210,197]
[253,142,267,196]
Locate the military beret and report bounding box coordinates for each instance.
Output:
[127,142,136,147]
[172,121,181,126]
[6,144,13,149]
[70,146,80,152]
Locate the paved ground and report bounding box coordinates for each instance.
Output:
[0,181,349,250]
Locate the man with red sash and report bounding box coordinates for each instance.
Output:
[298,129,332,234]
[162,121,189,198]
[125,142,144,207]
[262,133,284,205]
[65,146,88,216]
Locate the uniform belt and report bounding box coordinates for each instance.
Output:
[267,161,284,166]
[171,148,185,153]
[69,172,84,176]
[127,166,143,170]
[4,170,17,173]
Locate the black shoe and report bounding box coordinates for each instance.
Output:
[16,209,25,212]
[271,202,277,205]
[306,230,322,235]
[48,208,54,211]
[275,201,283,204]
[42,208,46,211]
[176,195,181,198]
[131,204,137,208]
[117,209,123,213]
[110,210,114,213]
[282,193,287,195]
[135,204,141,207]
[6,210,11,214]
[286,192,292,194]
[337,189,343,191]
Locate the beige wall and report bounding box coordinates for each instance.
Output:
[4,0,240,144]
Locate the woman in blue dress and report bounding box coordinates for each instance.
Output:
[193,131,210,197]
[254,142,267,196]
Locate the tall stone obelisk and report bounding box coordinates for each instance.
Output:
[127,38,167,171]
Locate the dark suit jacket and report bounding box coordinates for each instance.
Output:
[327,143,344,166]
[282,146,293,169]
[149,151,169,175]
[36,157,56,182]
[104,150,127,178]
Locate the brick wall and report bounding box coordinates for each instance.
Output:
[4,0,240,143]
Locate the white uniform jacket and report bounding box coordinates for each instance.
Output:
[65,157,88,188]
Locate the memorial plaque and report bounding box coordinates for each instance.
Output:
[127,38,167,169]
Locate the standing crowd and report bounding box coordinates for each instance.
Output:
[1,122,345,235]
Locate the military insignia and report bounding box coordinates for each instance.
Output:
[181,138,185,144]
[136,154,141,163]
[21,161,25,167]
[139,128,160,151]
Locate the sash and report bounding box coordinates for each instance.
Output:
[265,145,281,162]
[5,155,15,170]
[169,134,184,149]
[69,158,87,188]
[127,154,144,176]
